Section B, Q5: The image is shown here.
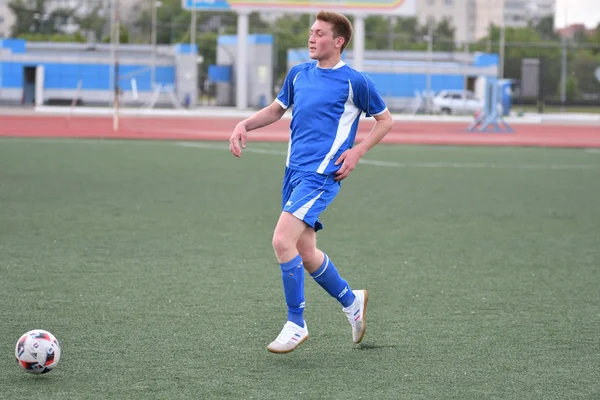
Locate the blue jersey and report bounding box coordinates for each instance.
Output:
[275,61,387,175]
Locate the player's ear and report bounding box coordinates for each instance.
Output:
[335,36,345,49]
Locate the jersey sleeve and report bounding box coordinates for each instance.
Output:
[275,65,299,110]
[354,72,388,117]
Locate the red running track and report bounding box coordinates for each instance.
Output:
[1,114,599,148]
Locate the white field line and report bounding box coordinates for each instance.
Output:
[176,142,600,171]
[1,137,596,170]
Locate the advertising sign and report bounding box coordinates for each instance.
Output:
[183,0,416,16]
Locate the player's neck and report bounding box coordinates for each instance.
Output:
[317,56,342,69]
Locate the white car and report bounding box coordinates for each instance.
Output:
[432,90,483,115]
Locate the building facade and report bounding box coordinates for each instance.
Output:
[0,0,139,38]
[417,0,556,43]
[0,39,198,107]
[417,0,477,43]
[287,48,499,111]
[0,0,14,38]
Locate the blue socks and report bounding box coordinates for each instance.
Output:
[309,254,355,308]
[279,254,355,327]
[280,255,305,328]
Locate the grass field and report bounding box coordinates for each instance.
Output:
[0,138,599,400]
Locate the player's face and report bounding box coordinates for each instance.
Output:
[308,20,344,61]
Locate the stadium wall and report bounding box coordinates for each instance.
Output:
[286,49,499,111]
[0,39,197,107]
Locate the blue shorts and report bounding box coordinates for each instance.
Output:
[281,168,341,232]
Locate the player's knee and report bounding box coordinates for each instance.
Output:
[272,233,294,258]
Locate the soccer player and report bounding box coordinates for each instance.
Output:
[229,10,393,353]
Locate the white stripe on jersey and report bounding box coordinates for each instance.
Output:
[293,72,302,84]
[275,98,288,110]
[316,80,362,174]
[292,191,324,220]
[286,133,292,167]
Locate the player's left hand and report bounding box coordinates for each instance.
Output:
[334,147,365,181]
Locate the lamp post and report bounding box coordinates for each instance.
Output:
[424,17,434,113]
[151,0,162,90]
[190,8,196,49]
[0,0,6,38]
[498,1,505,79]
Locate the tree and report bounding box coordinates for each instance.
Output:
[572,29,589,45]
[132,0,194,44]
[100,23,130,44]
[17,32,86,42]
[248,12,269,34]
[533,15,558,41]
[270,14,314,80]
[592,23,600,43]
[9,0,81,37]
[563,75,580,101]
[131,0,241,44]
[77,5,108,42]
[433,18,455,51]
[590,23,600,56]
[364,16,394,50]
[484,24,561,99]
[568,49,600,96]
[8,0,45,36]
[390,17,455,52]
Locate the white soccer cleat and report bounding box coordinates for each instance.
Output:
[267,321,309,354]
[342,290,368,344]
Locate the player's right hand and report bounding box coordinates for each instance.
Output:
[229,123,247,158]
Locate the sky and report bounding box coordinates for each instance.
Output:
[554,0,600,29]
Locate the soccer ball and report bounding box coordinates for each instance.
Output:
[15,329,61,374]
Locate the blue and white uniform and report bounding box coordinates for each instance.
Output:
[275,60,388,231]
